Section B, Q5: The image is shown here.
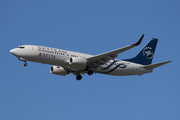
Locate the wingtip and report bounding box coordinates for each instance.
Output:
[133,34,145,46]
[167,60,172,63]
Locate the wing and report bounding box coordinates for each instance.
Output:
[87,34,144,68]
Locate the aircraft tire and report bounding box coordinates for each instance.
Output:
[24,63,27,67]
[87,70,94,75]
[76,75,82,80]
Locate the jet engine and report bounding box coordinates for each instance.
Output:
[69,57,87,70]
[50,66,68,76]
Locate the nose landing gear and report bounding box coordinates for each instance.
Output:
[18,57,27,67]
[24,62,27,67]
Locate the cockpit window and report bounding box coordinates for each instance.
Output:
[17,46,25,49]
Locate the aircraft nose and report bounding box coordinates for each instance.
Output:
[10,48,18,55]
[10,49,13,54]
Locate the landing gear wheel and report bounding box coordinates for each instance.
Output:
[87,70,94,75]
[24,62,27,67]
[76,75,82,80]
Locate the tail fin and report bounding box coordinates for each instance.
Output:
[124,38,158,65]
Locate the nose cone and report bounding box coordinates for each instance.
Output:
[10,49,14,54]
[10,48,18,56]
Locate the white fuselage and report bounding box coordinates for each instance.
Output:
[10,45,152,76]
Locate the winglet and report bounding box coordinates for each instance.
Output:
[133,34,144,46]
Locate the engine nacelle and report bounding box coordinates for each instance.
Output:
[69,57,87,70]
[50,66,68,76]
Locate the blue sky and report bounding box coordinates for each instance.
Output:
[0,0,179,120]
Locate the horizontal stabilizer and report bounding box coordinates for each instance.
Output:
[143,61,172,70]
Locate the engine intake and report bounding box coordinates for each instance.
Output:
[50,66,68,76]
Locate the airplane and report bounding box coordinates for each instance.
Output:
[10,34,172,80]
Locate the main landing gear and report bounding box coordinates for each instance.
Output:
[87,70,94,75]
[76,75,82,80]
[76,70,94,81]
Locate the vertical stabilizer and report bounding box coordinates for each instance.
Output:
[124,38,158,65]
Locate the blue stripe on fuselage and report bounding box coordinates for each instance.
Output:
[102,63,127,74]
[101,60,118,70]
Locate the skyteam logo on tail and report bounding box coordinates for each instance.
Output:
[143,47,153,59]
